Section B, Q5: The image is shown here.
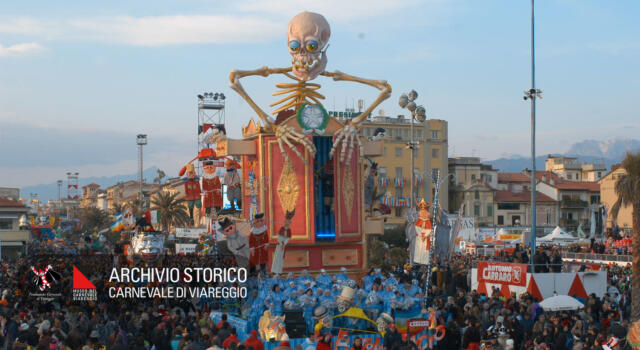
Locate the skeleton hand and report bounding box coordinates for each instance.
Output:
[329,122,362,163]
[274,123,316,163]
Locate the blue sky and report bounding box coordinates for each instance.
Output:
[1,0,638,188]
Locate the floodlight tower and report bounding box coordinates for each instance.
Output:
[197,92,226,174]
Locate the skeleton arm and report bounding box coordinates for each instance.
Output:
[321,71,392,162]
[229,67,316,162]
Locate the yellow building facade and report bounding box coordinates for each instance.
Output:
[599,167,633,231]
[351,114,449,224]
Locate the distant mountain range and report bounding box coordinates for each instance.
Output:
[487,138,640,173]
[21,167,165,202]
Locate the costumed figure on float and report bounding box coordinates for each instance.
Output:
[413,199,433,265]
[270,209,295,274]
[224,159,242,211]
[202,159,223,217]
[181,163,202,226]
[218,217,250,268]
[249,212,269,273]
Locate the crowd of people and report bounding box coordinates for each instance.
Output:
[0,239,635,349]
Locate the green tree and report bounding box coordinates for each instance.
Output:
[151,192,190,231]
[79,207,110,232]
[110,203,124,215]
[610,151,640,320]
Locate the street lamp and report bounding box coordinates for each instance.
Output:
[136,134,148,206]
[524,0,543,265]
[398,90,426,210]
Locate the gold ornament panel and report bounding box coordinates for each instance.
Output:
[277,159,300,213]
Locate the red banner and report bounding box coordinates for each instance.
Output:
[477,261,527,287]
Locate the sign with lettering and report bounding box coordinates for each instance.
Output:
[175,243,197,254]
[477,261,527,286]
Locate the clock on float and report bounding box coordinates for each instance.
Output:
[296,103,329,135]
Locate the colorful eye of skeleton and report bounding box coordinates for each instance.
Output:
[229,11,392,164]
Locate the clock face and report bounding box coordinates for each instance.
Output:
[297,103,328,134]
[302,105,324,128]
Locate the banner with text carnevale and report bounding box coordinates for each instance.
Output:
[477,261,527,287]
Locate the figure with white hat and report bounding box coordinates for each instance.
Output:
[270,209,295,274]
[218,217,250,268]
[413,199,434,265]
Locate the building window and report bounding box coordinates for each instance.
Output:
[590,195,600,204]
[567,174,572,180]
[395,167,403,178]
[471,174,476,181]
[474,191,479,200]
[597,171,602,178]
[0,219,12,230]
[474,204,480,216]
[378,167,387,176]
[403,129,409,139]
[497,215,504,225]
[512,216,521,226]
[498,203,520,210]
[395,147,403,157]
[487,204,493,217]
[432,130,439,139]
[432,148,439,158]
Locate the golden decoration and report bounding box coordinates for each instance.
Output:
[343,163,355,222]
[277,159,300,213]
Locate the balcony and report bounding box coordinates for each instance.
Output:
[561,199,588,209]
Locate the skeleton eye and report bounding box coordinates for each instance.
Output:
[305,40,319,52]
[289,40,300,52]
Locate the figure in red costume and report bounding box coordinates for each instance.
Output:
[249,212,268,272]
[182,164,202,226]
[413,199,433,265]
[201,160,223,216]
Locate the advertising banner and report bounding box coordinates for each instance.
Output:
[175,227,207,238]
[175,243,197,254]
[477,261,527,286]
[447,214,475,246]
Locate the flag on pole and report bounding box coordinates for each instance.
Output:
[111,213,124,232]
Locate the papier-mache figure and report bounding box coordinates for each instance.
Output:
[413,199,433,265]
[376,313,394,336]
[223,159,242,211]
[270,209,295,274]
[201,160,223,216]
[250,213,269,272]
[182,164,202,225]
[218,217,249,268]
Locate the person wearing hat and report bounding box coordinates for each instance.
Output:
[299,288,318,335]
[223,158,242,211]
[271,210,295,274]
[250,213,269,272]
[244,330,264,350]
[316,269,332,290]
[218,217,250,269]
[383,323,402,350]
[202,160,223,217]
[182,163,202,225]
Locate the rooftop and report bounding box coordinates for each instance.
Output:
[0,197,26,207]
[495,190,556,203]
[535,171,600,191]
[498,172,531,183]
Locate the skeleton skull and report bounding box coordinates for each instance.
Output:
[287,11,330,81]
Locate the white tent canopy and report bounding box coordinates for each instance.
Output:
[539,295,584,311]
[538,226,577,242]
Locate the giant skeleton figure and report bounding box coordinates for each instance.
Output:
[229,11,391,164]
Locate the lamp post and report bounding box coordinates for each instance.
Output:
[523,0,543,265]
[399,90,426,210]
[136,134,148,208]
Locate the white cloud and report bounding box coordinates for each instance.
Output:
[0,15,282,46]
[0,42,45,57]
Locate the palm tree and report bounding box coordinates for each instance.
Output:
[610,151,640,320]
[110,203,124,216]
[79,207,110,232]
[151,192,190,231]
